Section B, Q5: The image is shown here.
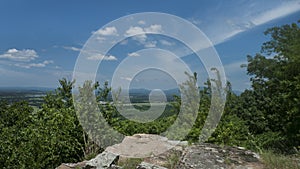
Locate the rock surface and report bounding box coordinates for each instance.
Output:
[106,134,185,158]
[86,151,119,169]
[176,143,263,169]
[56,151,119,169]
[57,134,263,169]
[137,162,168,169]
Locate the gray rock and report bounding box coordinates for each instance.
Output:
[106,134,182,158]
[136,162,168,169]
[86,151,119,169]
[57,134,264,169]
[176,143,263,169]
[56,161,88,169]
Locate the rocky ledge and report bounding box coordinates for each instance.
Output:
[56,134,263,169]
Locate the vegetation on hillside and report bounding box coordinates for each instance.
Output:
[0,20,299,168]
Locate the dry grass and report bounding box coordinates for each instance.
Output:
[117,157,143,169]
[261,151,300,169]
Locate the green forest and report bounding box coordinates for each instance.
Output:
[0,21,299,168]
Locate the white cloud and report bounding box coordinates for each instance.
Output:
[0,48,38,62]
[121,77,132,81]
[220,29,244,42]
[63,46,81,52]
[159,39,175,46]
[120,39,128,45]
[124,24,163,47]
[125,24,163,37]
[127,52,140,57]
[188,18,202,25]
[96,36,106,41]
[0,48,56,69]
[15,60,54,69]
[144,24,163,33]
[51,69,73,80]
[87,54,117,61]
[125,26,145,36]
[138,20,146,25]
[144,41,157,48]
[93,26,118,36]
[251,1,300,25]
[125,26,147,42]
[223,60,250,91]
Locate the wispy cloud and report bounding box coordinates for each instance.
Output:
[223,60,250,91]
[121,77,132,81]
[159,39,175,46]
[144,41,157,48]
[138,20,146,25]
[128,52,140,57]
[63,46,81,52]
[15,60,54,69]
[251,1,300,25]
[188,17,202,25]
[192,1,300,45]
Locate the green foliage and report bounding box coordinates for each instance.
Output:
[0,79,85,168]
[239,20,300,152]
[0,101,35,168]
[208,114,249,147]
[183,20,300,153]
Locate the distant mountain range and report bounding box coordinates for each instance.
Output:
[0,87,243,96]
[127,88,180,95]
[128,88,243,95]
[0,87,55,92]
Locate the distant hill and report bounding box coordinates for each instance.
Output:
[0,87,54,106]
[128,88,180,95]
[232,90,243,96]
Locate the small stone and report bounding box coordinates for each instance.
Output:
[204,147,218,153]
[216,159,224,163]
[237,146,246,150]
[252,152,260,159]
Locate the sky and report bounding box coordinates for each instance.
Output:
[0,0,300,91]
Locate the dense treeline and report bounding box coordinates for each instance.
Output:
[0,21,299,168]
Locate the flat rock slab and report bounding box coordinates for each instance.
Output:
[57,134,264,169]
[106,134,183,158]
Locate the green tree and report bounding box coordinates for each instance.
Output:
[241,20,300,151]
[32,78,84,168]
[0,79,86,169]
[0,101,35,168]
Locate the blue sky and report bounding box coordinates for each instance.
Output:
[0,0,299,91]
